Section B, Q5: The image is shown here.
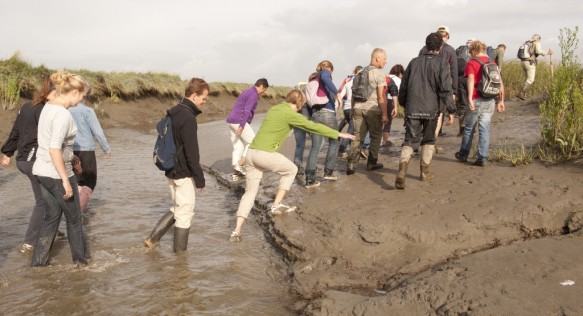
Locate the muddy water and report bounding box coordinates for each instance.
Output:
[0,126,293,315]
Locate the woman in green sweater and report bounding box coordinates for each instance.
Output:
[230,89,354,241]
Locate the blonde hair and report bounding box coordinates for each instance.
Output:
[285,89,306,107]
[469,40,487,56]
[50,70,89,96]
[316,60,334,72]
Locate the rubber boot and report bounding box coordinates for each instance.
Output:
[78,186,93,213]
[144,211,175,249]
[420,145,436,182]
[519,83,530,100]
[366,157,383,171]
[395,146,413,190]
[173,227,189,253]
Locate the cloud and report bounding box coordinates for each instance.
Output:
[0,0,581,87]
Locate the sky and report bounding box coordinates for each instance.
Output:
[1,0,581,87]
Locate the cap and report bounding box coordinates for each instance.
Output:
[466,38,476,45]
[437,25,450,34]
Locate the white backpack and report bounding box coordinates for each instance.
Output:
[304,73,329,107]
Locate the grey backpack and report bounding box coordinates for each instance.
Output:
[351,66,375,101]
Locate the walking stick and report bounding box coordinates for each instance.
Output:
[549,54,554,79]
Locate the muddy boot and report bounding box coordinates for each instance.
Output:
[519,83,530,100]
[395,161,409,190]
[395,146,413,190]
[173,227,189,253]
[144,211,175,249]
[366,157,383,171]
[420,145,436,182]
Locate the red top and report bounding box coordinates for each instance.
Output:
[465,55,496,100]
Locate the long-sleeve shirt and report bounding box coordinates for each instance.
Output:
[319,69,339,111]
[226,86,260,129]
[419,42,458,96]
[250,103,339,153]
[68,103,111,153]
[1,101,44,161]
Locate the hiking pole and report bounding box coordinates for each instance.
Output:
[549,54,554,79]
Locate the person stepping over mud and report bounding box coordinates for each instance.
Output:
[144,78,208,253]
[229,90,354,242]
[226,78,269,181]
[395,32,455,190]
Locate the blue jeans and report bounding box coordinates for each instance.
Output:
[338,109,354,153]
[31,175,89,266]
[293,105,312,169]
[306,109,339,178]
[458,98,495,163]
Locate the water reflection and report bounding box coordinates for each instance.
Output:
[0,127,292,315]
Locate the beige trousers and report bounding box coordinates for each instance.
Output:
[167,177,196,228]
[236,149,298,219]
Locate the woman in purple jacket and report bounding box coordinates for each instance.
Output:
[225,78,269,181]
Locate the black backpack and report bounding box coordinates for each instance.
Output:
[472,58,501,98]
[351,66,375,101]
[153,112,177,171]
[455,45,471,62]
[517,40,534,60]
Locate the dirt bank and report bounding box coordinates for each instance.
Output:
[2,96,582,315]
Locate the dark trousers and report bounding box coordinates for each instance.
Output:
[31,175,89,266]
[74,151,97,190]
[16,160,47,245]
[403,117,438,150]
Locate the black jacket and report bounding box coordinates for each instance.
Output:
[1,102,44,161]
[399,53,455,119]
[419,42,458,95]
[165,98,205,189]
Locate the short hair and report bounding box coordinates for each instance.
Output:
[370,48,386,62]
[50,70,89,96]
[316,60,334,72]
[185,78,209,97]
[469,40,487,56]
[532,34,541,41]
[425,33,443,52]
[285,89,306,106]
[389,64,405,76]
[255,78,269,88]
[497,44,507,50]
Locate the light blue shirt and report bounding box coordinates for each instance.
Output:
[68,103,111,153]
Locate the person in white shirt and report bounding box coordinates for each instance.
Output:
[31,70,90,267]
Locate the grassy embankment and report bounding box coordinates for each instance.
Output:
[0,51,289,112]
[490,26,583,164]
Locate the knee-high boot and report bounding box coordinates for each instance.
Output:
[395,146,413,190]
[144,211,175,249]
[173,227,189,253]
[420,145,436,182]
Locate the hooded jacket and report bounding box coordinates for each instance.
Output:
[165,98,205,189]
[399,52,455,119]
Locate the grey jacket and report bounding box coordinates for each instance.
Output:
[399,52,455,119]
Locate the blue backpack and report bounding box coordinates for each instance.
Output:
[153,112,176,171]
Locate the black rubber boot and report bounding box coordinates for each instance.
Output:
[173,227,189,253]
[144,211,175,249]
